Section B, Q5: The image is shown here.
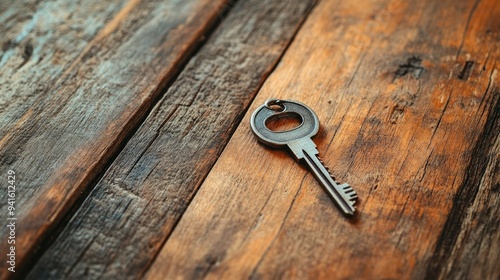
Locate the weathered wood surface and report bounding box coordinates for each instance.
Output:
[26,0,316,279]
[431,96,499,279]
[2,0,499,278]
[146,0,500,279]
[0,0,230,277]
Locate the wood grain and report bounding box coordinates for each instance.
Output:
[147,0,500,278]
[1,0,129,145]
[0,0,229,277]
[27,0,316,279]
[428,96,499,279]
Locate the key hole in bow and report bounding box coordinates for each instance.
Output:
[265,112,303,132]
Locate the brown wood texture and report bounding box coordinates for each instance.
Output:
[0,0,229,277]
[432,97,499,279]
[2,0,499,279]
[26,0,316,279]
[146,0,500,279]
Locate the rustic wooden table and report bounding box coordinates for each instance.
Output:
[1,0,499,279]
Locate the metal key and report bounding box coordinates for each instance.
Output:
[250,99,357,216]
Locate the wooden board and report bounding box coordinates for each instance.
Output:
[0,0,229,277]
[146,0,500,278]
[26,0,316,279]
[430,96,499,279]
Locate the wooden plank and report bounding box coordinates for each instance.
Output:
[27,0,316,279]
[146,0,500,278]
[0,0,229,277]
[1,0,129,137]
[428,97,499,279]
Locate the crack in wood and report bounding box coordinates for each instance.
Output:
[428,89,452,147]
[458,60,475,80]
[456,0,481,59]
[16,41,33,70]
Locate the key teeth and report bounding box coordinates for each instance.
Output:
[349,193,358,201]
[339,183,358,205]
[341,183,350,189]
[318,157,330,172]
[349,195,357,207]
[316,155,358,208]
[329,173,336,181]
[317,155,335,178]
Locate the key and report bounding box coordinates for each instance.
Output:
[250,99,357,216]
